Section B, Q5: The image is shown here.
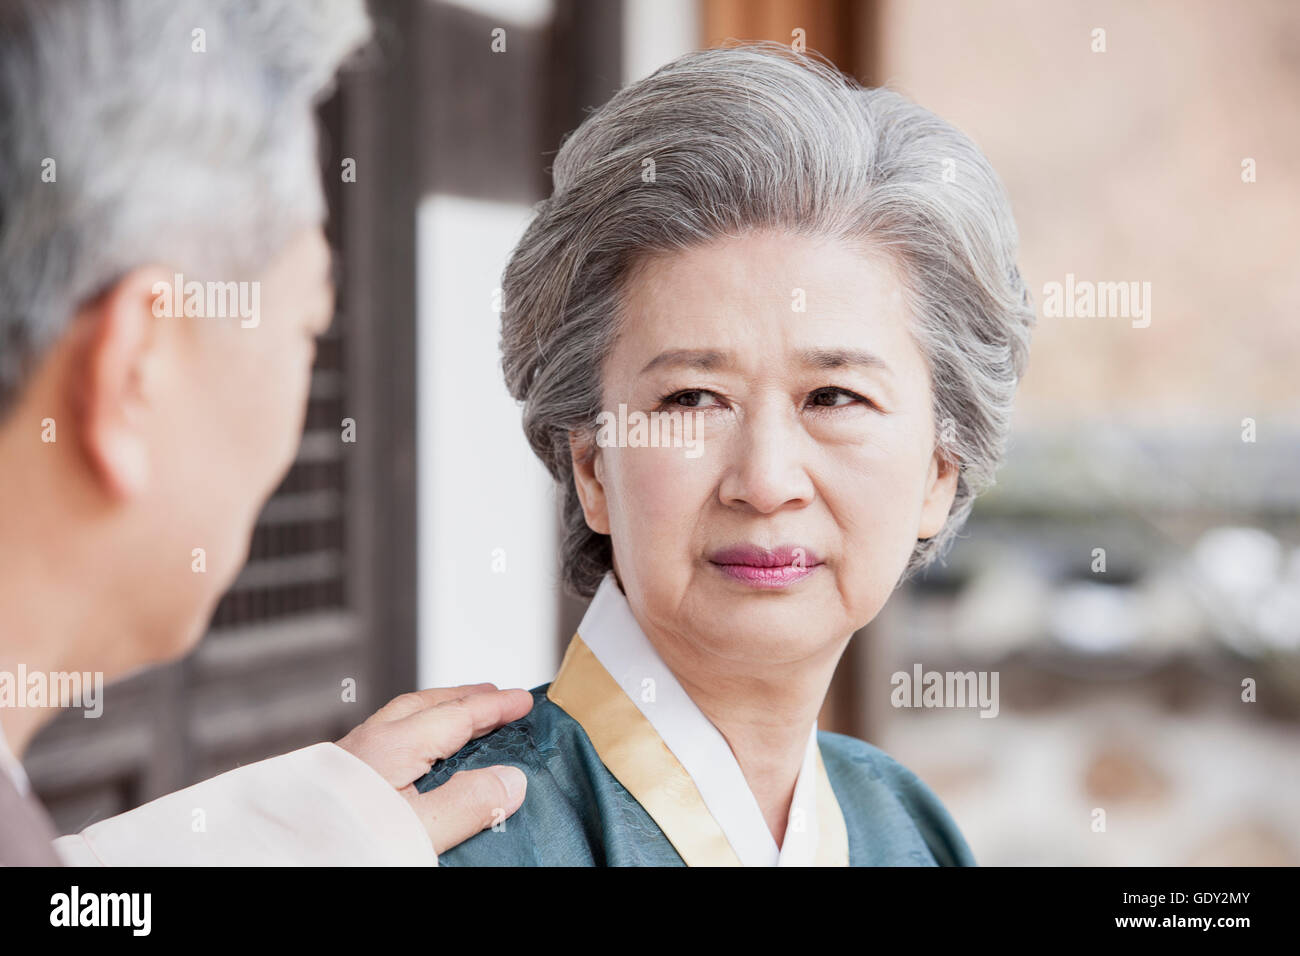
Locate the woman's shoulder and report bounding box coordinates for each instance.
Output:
[413,686,609,866]
[415,685,574,787]
[817,729,978,867]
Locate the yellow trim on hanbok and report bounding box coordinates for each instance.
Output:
[548,633,848,866]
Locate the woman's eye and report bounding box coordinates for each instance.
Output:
[663,389,722,409]
[807,387,870,410]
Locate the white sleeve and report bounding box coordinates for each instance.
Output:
[52,742,438,866]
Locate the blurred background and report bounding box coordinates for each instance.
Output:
[28,0,1300,865]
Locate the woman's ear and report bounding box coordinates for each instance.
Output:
[917,449,960,541]
[569,429,611,535]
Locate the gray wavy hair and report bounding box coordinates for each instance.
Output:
[502,43,1035,599]
[0,0,371,415]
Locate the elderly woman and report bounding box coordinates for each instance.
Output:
[417,43,1034,866]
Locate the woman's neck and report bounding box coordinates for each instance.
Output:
[649,631,848,848]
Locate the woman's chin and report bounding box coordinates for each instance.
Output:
[689,600,845,664]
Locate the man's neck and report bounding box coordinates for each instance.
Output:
[0,547,84,758]
[0,418,129,757]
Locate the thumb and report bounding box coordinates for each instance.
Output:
[406,765,527,855]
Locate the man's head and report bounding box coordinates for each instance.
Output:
[0,0,370,671]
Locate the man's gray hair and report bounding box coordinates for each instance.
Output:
[0,0,371,414]
[500,43,1036,598]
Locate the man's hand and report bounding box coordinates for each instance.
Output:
[336,684,533,855]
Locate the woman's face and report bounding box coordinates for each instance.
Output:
[572,229,959,668]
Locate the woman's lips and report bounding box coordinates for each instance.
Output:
[707,544,823,589]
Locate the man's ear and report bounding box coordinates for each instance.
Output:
[917,449,960,541]
[72,266,172,500]
[569,430,610,535]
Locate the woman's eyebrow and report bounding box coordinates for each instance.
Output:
[798,347,894,378]
[638,347,895,379]
[638,348,731,376]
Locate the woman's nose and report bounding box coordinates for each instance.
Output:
[716,409,815,514]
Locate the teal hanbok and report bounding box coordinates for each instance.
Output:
[415,574,975,867]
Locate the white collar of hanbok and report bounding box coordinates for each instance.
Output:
[547,571,848,866]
